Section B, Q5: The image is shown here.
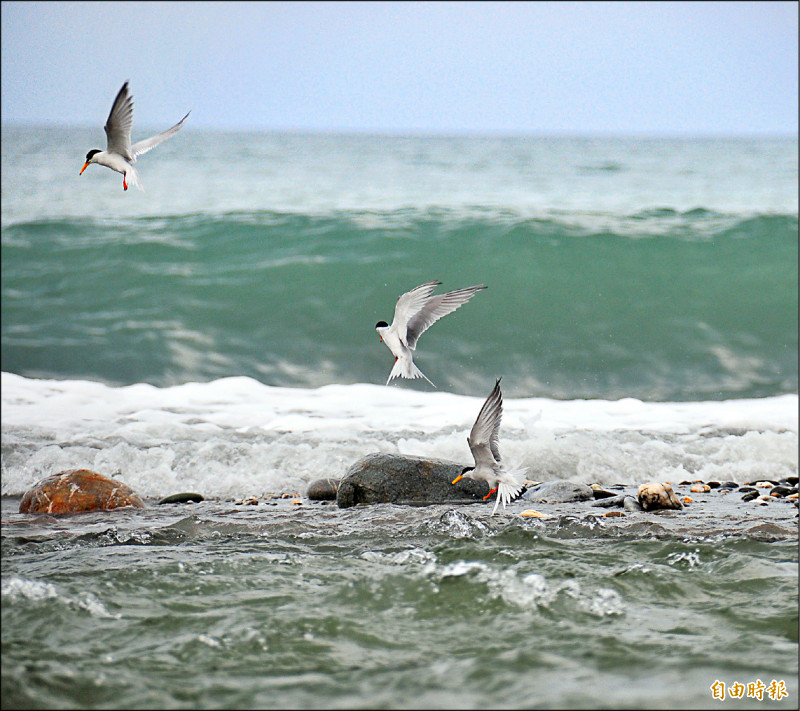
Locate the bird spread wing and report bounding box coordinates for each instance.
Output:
[390,281,441,346]
[104,82,135,160]
[131,111,191,159]
[405,285,486,350]
[468,378,503,468]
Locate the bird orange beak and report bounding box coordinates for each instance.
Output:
[451,474,464,485]
[80,162,90,175]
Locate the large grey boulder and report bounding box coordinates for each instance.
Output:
[336,453,491,508]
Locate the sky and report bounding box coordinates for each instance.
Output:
[1,0,797,135]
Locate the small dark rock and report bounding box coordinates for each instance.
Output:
[741,490,760,502]
[591,488,619,499]
[157,492,204,505]
[623,496,644,512]
[738,486,758,494]
[336,453,491,509]
[590,495,626,508]
[306,478,341,500]
[782,476,798,487]
[522,481,594,503]
[721,481,739,490]
[707,481,722,489]
[769,486,796,498]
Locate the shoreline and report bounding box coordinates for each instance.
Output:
[3,481,797,540]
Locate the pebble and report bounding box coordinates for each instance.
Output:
[623,496,644,512]
[523,481,594,503]
[682,496,694,504]
[589,495,626,508]
[602,511,625,518]
[741,490,760,502]
[754,481,776,488]
[520,510,551,519]
[769,486,796,498]
[157,492,204,505]
[306,478,340,501]
[690,484,711,493]
[235,496,260,506]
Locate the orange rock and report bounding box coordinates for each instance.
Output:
[19,469,145,515]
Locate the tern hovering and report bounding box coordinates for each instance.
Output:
[451,378,526,514]
[80,81,190,191]
[375,280,486,387]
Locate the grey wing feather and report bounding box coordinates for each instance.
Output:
[391,281,441,346]
[468,378,503,464]
[131,111,191,159]
[104,82,135,159]
[406,285,486,350]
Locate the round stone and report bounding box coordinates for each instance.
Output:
[19,469,145,514]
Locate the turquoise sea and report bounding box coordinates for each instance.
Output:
[1,127,797,709]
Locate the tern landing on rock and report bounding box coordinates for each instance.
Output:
[375,280,486,387]
[451,378,526,514]
[80,81,190,191]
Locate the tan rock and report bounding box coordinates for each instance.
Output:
[19,469,145,515]
[690,483,711,493]
[637,482,683,511]
[520,509,551,518]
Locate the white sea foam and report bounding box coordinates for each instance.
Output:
[1,372,796,499]
[1,575,119,618]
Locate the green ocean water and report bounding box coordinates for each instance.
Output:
[1,208,797,399]
[2,128,798,399]
[2,499,798,710]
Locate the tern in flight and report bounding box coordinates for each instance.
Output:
[375,280,486,387]
[80,81,189,191]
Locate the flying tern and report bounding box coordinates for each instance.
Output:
[375,280,486,387]
[451,378,526,514]
[80,81,190,191]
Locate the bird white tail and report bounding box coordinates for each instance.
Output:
[126,166,144,191]
[386,357,435,387]
[491,469,527,515]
